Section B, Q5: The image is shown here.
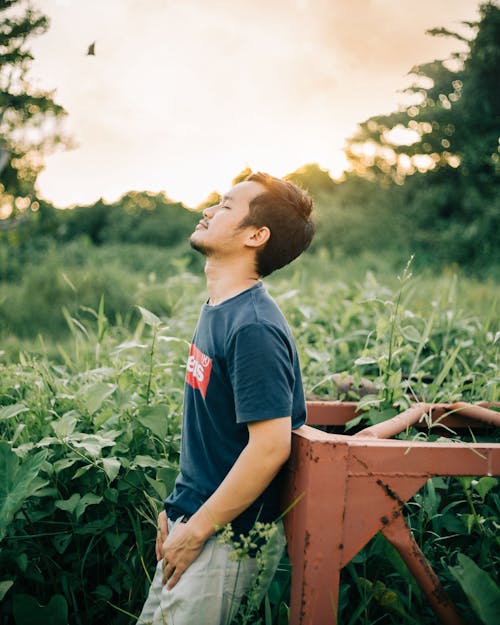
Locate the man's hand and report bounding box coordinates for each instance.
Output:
[155,510,168,561]
[161,521,205,589]
[157,417,291,589]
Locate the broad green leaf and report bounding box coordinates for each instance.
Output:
[55,493,80,514]
[11,422,26,445]
[137,305,161,327]
[93,408,114,427]
[80,382,116,415]
[102,457,121,482]
[13,593,68,625]
[423,479,440,517]
[304,347,329,362]
[72,464,93,480]
[278,603,289,625]
[431,476,447,489]
[442,513,466,533]
[75,493,102,520]
[472,476,498,501]
[53,457,80,473]
[104,531,128,553]
[70,434,116,457]
[104,488,118,503]
[158,335,189,345]
[376,315,390,338]
[449,554,500,625]
[74,513,115,534]
[85,366,116,377]
[0,580,13,601]
[372,580,412,619]
[53,533,72,555]
[459,477,473,491]
[55,493,103,520]
[356,394,383,411]
[157,467,178,497]
[264,595,272,625]
[54,493,81,512]
[16,553,28,572]
[464,513,475,534]
[35,436,58,448]
[133,454,169,468]
[27,477,49,494]
[354,356,378,366]
[344,415,364,431]
[51,412,78,437]
[137,405,169,439]
[113,340,147,353]
[368,406,398,425]
[386,369,402,392]
[0,403,29,420]
[401,325,422,343]
[0,443,48,542]
[145,474,167,499]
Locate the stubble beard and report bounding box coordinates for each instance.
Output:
[189,232,213,257]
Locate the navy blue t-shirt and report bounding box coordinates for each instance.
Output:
[164,282,306,535]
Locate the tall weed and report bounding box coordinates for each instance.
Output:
[0,256,498,624]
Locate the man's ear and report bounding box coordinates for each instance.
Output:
[245,226,270,249]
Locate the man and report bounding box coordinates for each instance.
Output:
[137,172,314,625]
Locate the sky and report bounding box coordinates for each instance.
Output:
[28,0,483,208]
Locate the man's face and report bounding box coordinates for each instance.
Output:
[189,180,266,257]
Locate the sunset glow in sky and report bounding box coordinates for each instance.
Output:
[30,0,481,208]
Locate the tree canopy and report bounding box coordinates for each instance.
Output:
[344,2,500,268]
[0,0,67,226]
[345,2,499,186]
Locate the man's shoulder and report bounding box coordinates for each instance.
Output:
[228,309,294,355]
[233,294,289,337]
[250,284,289,324]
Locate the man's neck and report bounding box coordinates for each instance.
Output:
[204,258,260,306]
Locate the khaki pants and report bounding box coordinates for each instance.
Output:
[136,517,286,625]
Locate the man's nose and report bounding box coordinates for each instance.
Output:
[203,204,217,218]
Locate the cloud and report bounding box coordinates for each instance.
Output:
[31,0,482,206]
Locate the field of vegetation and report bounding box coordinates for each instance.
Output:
[0,238,498,624]
[1,1,499,623]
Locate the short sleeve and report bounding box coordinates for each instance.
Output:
[228,322,295,423]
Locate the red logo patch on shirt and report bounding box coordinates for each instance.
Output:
[185,344,213,398]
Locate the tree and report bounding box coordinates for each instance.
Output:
[286,163,338,196]
[345,2,500,185]
[0,0,67,228]
[344,2,500,268]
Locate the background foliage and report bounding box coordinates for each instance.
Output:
[0,262,498,625]
[0,0,68,224]
[0,1,499,624]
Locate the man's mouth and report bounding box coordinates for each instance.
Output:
[196,219,209,230]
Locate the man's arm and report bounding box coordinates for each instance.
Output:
[161,416,291,588]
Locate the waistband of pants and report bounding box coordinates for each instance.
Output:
[165,505,191,524]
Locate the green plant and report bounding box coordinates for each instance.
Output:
[0,259,498,624]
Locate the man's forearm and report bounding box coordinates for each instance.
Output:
[160,417,291,589]
[186,417,291,542]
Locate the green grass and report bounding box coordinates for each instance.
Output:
[0,243,498,624]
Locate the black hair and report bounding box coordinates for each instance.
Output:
[238,172,315,277]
